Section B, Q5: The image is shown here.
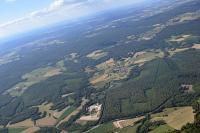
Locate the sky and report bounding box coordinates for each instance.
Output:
[0,0,145,39]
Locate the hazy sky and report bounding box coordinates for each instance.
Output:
[0,0,145,39]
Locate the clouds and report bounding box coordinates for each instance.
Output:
[49,0,65,11]
[0,0,145,38]
[5,0,16,3]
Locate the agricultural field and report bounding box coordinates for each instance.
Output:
[86,50,108,60]
[21,127,40,133]
[58,106,76,122]
[166,34,200,47]
[8,128,27,133]
[113,116,144,129]
[5,59,66,96]
[8,119,35,128]
[90,49,164,88]
[7,103,76,127]
[57,97,89,127]
[151,106,195,130]
[134,10,200,42]
[86,122,116,133]
[35,102,72,127]
[149,124,174,133]
[118,124,141,133]
[3,98,87,132]
[106,106,193,133]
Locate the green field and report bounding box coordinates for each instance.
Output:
[58,106,76,122]
[87,122,116,133]
[149,124,174,133]
[119,124,141,133]
[87,123,141,133]
[8,128,27,133]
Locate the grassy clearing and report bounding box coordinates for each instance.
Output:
[37,102,68,118]
[168,48,190,56]
[149,124,174,133]
[166,34,200,53]
[87,50,108,60]
[192,44,200,49]
[169,10,200,25]
[8,128,27,133]
[35,102,73,126]
[87,122,116,133]
[6,57,67,96]
[36,103,60,126]
[132,49,164,65]
[167,34,200,49]
[9,104,76,128]
[151,106,195,130]
[168,34,192,43]
[65,78,83,89]
[8,118,34,128]
[119,123,140,133]
[21,127,40,133]
[58,106,76,121]
[113,116,144,129]
[36,117,57,127]
[166,35,200,56]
